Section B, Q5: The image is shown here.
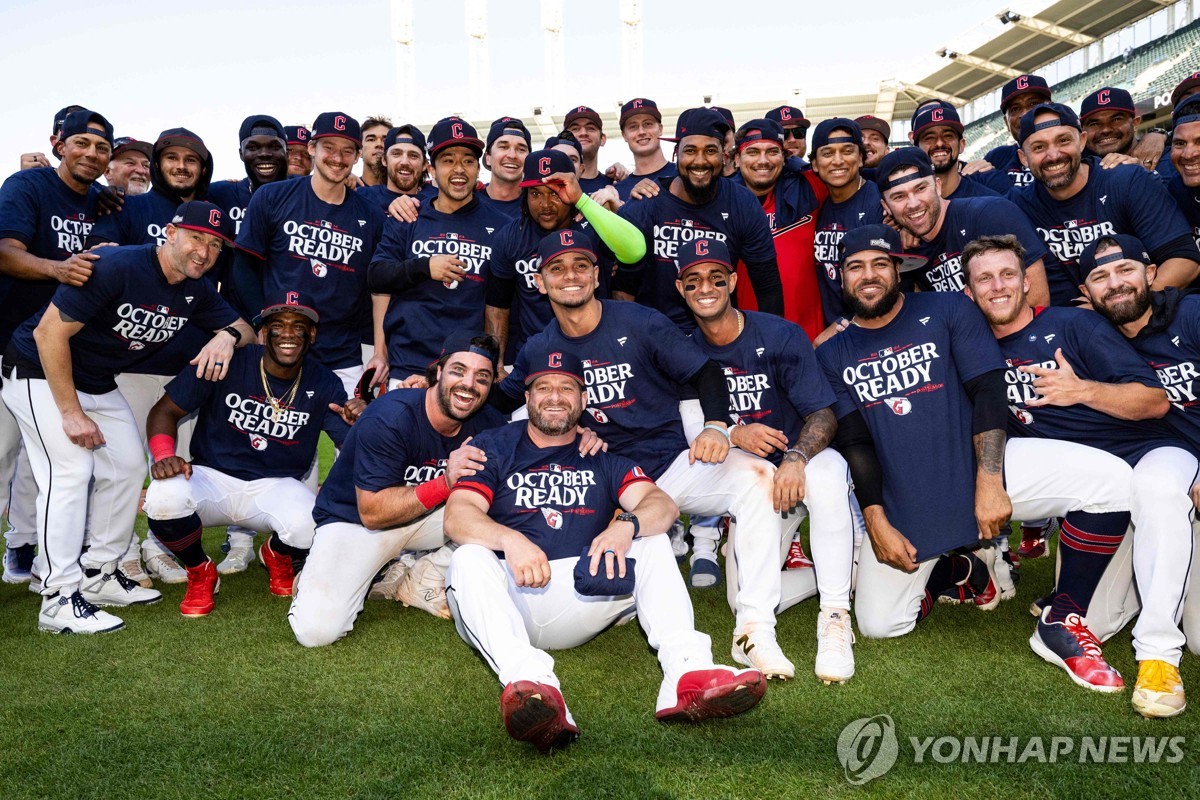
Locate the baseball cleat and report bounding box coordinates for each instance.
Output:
[395,551,451,619]
[217,544,256,575]
[80,561,163,607]
[143,550,188,584]
[368,558,410,601]
[688,555,721,589]
[1132,660,1187,719]
[1029,589,1055,618]
[2,543,34,584]
[180,560,220,617]
[815,608,855,684]
[966,551,1000,610]
[1018,519,1057,560]
[259,539,295,597]
[937,584,974,605]
[784,536,814,570]
[38,590,125,634]
[500,681,579,753]
[656,667,765,723]
[732,630,795,680]
[1029,608,1124,693]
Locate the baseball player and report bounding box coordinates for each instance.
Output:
[765,105,810,163]
[1154,71,1200,177]
[1166,96,1200,248]
[908,102,1010,199]
[141,294,360,616]
[285,125,312,178]
[1010,102,1200,306]
[359,116,392,188]
[444,347,765,752]
[815,225,1134,666]
[357,125,433,214]
[367,117,510,385]
[232,111,388,398]
[484,147,645,365]
[1079,88,1146,163]
[614,98,677,202]
[104,137,152,196]
[854,116,891,169]
[617,108,783,330]
[674,237,857,683]
[479,117,531,219]
[207,115,289,239]
[2,201,253,633]
[0,109,113,585]
[984,75,1052,187]
[564,105,618,195]
[496,230,800,680]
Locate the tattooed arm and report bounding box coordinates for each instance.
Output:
[965,369,1011,540]
[772,407,837,514]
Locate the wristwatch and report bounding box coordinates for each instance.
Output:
[616,512,640,538]
[221,325,242,344]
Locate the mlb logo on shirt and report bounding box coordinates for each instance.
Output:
[311,259,328,278]
[549,463,563,473]
[886,397,912,416]
[880,347,894,357]
[447,232,459,240]
[541,507,563,530]
[156,305,169,314]
[250,435,268,451]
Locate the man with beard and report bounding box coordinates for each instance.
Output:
[1165,97,1200,245]
[285,125,312,178]
[766,105,810,163]
[368,117,510,385]
[877,148,1050,302]
[985,75,1052,187]
[142,294,362,615]
[485,147,645,366]
[104,137,151,196]
[614,98,676,201]
[1079,88,1146,164]
[359,116,391,187]
[444,346,765,753]
[855,116,891,169]
[617,108,782,330]
[0,110,113,585]
[208,115,289,238]
[1011,103,1200,306]
[358,125,432,213]
[564,105,624,195]
[909,102,1009,199]
[287,332,507,645]
[967,234,1192,716]
[480,117,531,219]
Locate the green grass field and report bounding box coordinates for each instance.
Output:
[0,441,1197,798]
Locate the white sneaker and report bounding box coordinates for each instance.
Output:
[815,607,856,684]
[119,549,153,589]
[991,538,1017,601]
[368,558,409,601]
[81,560,163,607]
[395,551,451,619]
[731,629,795,680]
[143,550,188,584]
[39,589,125,634]
[218,545,256,575]
[668,520,689,560]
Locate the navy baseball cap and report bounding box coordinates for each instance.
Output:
[546,133,583,158]
[766,105,810,130]
[261,292,319,324]
[712,107,735,129]
[564,105,603,129]
[53,104,85,135]
[663,107,729,143]
[170,201,234,245]
[1078,234,1151,275]
[156,127,209,161]
[111,137,153,159]
[537,228,597,267]
[384,124,427,154]
[1173,95,1200,128]
[1080,88,1136,119]
[521,148,576,188]
[840,224,927,273]
[1017,102,1081,147]
[675,237,733,278]
[911,101,963,138]
[523,347,585,387]
[734,119,786,151]
[875,147,935,192]
[619,97,662,128]
[59,110,114,146]
[486,117,532,151]
[311,112,361,145]
[1000,75,1051,112]
[811,118,863,153]
[1173,71,1200,107]
[855,115,892,141]
[439,330,499,369]
[428,116,484,157]
[238,115,285,143]
[285,125,310,145]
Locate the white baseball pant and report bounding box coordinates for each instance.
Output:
[0,356,37,549]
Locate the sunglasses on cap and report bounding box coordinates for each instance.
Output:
[783,127,806,140]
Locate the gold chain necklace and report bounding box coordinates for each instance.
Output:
[259,358,302,420]
[736,309,744,335]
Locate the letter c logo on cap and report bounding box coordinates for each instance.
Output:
[633,99,643,109]
[695,240,710,257]
[286,291,299,305]
[451,123,463,139]
[781,108,792,121]
[208,209,222,227]
[539,156,551,175]
[931,108,944,123]
[560,230,575,246]
[1098,90,1111,105]
[298,128,307,141]
[548,352,562,368]
[334,115,347,131]
[1016,76,1029,91]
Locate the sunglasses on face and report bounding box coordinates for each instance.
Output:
[783,127,806,140]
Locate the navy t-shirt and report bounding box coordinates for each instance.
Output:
[478,188,522,219]
[207,179,253,237]
[9,243,238,394]
[0,167,103,350]
[579,173,614,195]
[997,305,1180,465]
[1166,175,1200,250]
[236,177,385,370]
[357,183,435,214]
[619,178,776,329]
[913,197,1048,293]
[1123,292,1200,454]
[500,300,710,478]
[165,343,349,481]
[984,143,1034,188]
[372,198,509,377]
[614,162,677,201]
[947,174,1001,200]
[690,311,836,465]
[1010,159,1197,306]
[312,388,505,528]
[454,422,652,561]
[813,183,884,324]
[816,292,1005,560]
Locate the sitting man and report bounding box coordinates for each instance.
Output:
[444,347,766,753]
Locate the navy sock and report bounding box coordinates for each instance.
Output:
[1047,510,1128,624]
[269,532,309,570]
[147,513,208,568]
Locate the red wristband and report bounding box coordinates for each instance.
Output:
[148,434,177,463]
[413,476,451,510]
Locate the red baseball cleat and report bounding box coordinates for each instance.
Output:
[656,667,766,723]
[500,681,579,753]
[784,536,814,570]
[180,559,219,617]
[1029,609,1124,693]
[259,539,295,597]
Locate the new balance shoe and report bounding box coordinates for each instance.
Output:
[1132,660,1186,719]
[732,630,795,680]
[688,555,721,589]
[1029,608,1124,693]
[368,558,409,601]
[656,667,765,723]
[815,608,855,684]
[395,551,451,619]
[143,550,187,584]
[259,538,295,597]
[217,544,256,575]
[39,589,125,634]
[2,543,34,584]
[784,535,814,570]
[180,560,220,617]
[500,681,579,753]
[80,560,163,607]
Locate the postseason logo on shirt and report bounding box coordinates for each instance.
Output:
[652,217,726,260]
[284,219,365,273]
[410,232,491,287]
[52,212,95,253]
[1036,218,1116,264]
[840,342,943,409]
[113,303,189,349]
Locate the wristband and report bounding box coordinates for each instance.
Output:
[703,422,731,439]
[148,434,177,463]
[221,325,242,345]
[1147,127,1169,137]
[413,476,451,510]
[784,447,810,465]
